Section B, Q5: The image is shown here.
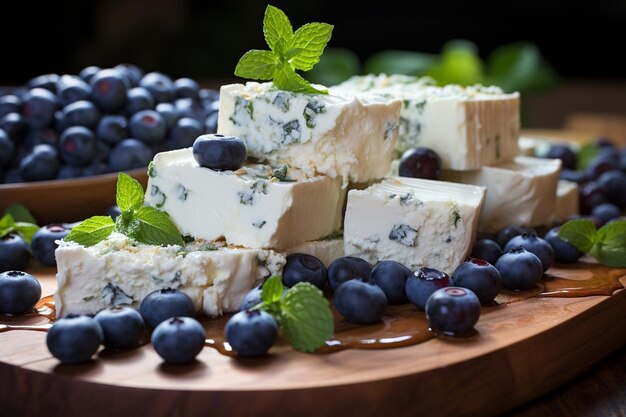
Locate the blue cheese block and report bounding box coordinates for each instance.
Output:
[443,156,562,233]
[217,82,402,184]
[54,234,286,318]
[332,74,520,171]
[145,148,345,250]
[344,177,486,274]
[551,180,579,224]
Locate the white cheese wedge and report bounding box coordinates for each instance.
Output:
[442,156,562,233]
[343,177,486,274]
[283,235,344,266]
[217,82,402,184]
[332,74,521,170]
[54,234,285,318]
[145,148,345,250]
[552,180,579,224]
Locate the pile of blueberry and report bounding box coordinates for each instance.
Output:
[0,224,72,271]
[0,64,219,184]
[541,138,626,224]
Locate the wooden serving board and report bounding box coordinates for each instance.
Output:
[1,263,625,417]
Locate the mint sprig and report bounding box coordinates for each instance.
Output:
[558,219,626,267]
[254,275,334,352]
[65,172,184,247]
[235,4,333,94]
[0,213,39,245]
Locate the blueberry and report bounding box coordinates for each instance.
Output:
[451,259,502,304]
[23,127,59,150]
[107,205,122,221]
[199,88,220,104]
[27,74,60,92]
[192,134,246,171]
[0,112,28,144]
[592,203,622,226]
[83,161,111,177]
[594,137,615,148]
[597,170,626,209]
[22,88,58,128]
[175,98,204,122]
[470,239,503,265]
[586,155,618,180]
[225,310,278,357]
[283,253,327,289]
[579,181,607,214]
[0,129,14,167]
[130,110,166,144]
[155,102,180,130]
[19,144,60,181]
[503,232,555,272]
[2,168,23,184]
[31,224,70,266]
[56,75,91,107]
[139,288,195,328]
[114,63,145,87]
[496,225,534,248]
[425,287,481,336]
[370,260,411,304]
[0,271,41,314]
[560,169,588,184]
[398,147,442,180]
[62,100,101,128]
[125,87,155,115]
[0,234,31,271]
[405,267,452,310]
[327,256,372,292]
[60,126,97,166]
[151,316,206,364]
[334,279,388,324]
[79,66,101,83]
[495,248,543,290]
[57,164,83,179]
[546,144,577,170]
[544,227,584,263]
[96,115,128,146]
[94,306,145,350]
[174,78,200,100]
[0,95,22,118]
[46,316,103,364]
[205,111,218,134]
[139,72,175,103]
[108,139,152,171]
[90,69,128,112]
[239,284,263,311]
[619,150,626,172]
[165,117,204,150]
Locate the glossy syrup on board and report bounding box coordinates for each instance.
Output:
[1,263,625,355]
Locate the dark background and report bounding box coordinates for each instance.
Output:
[1,0,625,83]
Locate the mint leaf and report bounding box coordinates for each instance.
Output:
[576,143,599,170]
[558,219,597,253]
[280,282,333,352]
[13,222,39,245]
[4,203,37,224]
[0,214,15,232]
[591,220,626,267]
[235,50,280,80]
[65,216,115,247]
[126,206,183,246]
[261,275,284,304]
[116,172,145,212]
[289,23,333,71]
[273,65,327,94]
[263,4,293,55]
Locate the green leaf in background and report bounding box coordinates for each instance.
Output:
[592,221,626,267]
[261,275,284,305]
[558,219,597,253]
[576,143,600,170]
[116,172,145,212]
[364,50,437,76]
[289,22,334,71]
[263,4,293,55]
[4,203,37,224]
[126,206,184,246]
[64,216,115,247]
[235,50,280,80]
[427,40,484,86]
[306,47,361,86]
[0,213,39,245]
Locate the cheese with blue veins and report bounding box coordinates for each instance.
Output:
[343,177,486,274]
[145,148,345,250]
[332,74,520,171]
[217,82,403,184]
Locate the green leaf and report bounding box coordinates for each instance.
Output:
[576,143,599,170]
[4,203,37,224]
[289,22,334,71]
[235,50,280,80]
[305,47,360,86]
[263,5,292,55]
[427,40,484,86]
[0,214,15,231]
[558,219,597,253]
[64,216,115,247]
[116,172,145,212]
[364,50,437,76]
[261,275,284,304]
[126,206,183,246]
[13,222,39,245]
[273,65,327,94]
[591,220,626,267]
[280,283,333,352]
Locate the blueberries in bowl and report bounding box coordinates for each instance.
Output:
[192,134,247,171]
[96,115,128,146]
[503,232,555,272]
[56,75,91,107]
[334,279,388,324]
[405,267,452,310]
[94,306,145,350]
[425,287,481,336]
[327,256,373,292]
[495,248,543,290]
[90,69,129,112]
[139,288,195,328]
[282,253,327,289]
[19,144,60,181]
[166,117,204,150]
[0,129,14,167]
[22,88,58,128]
[46,316,103,364]
[174,78,201,101]
[0,271,42,315]
[130,110,167,144]
[59,126,98,166]
[597,170,626,209]
[62,100,101,128]
[398,147,442,180]
[108,139,152,171]
[545,144,577,170]
[371,260,411,304]
[125,87,155,115]
[225,310,278,357]
[451,259,502,304]
[31,224,71,266]
[139,72,175,103]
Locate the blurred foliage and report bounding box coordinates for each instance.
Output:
[306,40,558,93]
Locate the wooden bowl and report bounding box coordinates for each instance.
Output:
[0,169,148,225]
